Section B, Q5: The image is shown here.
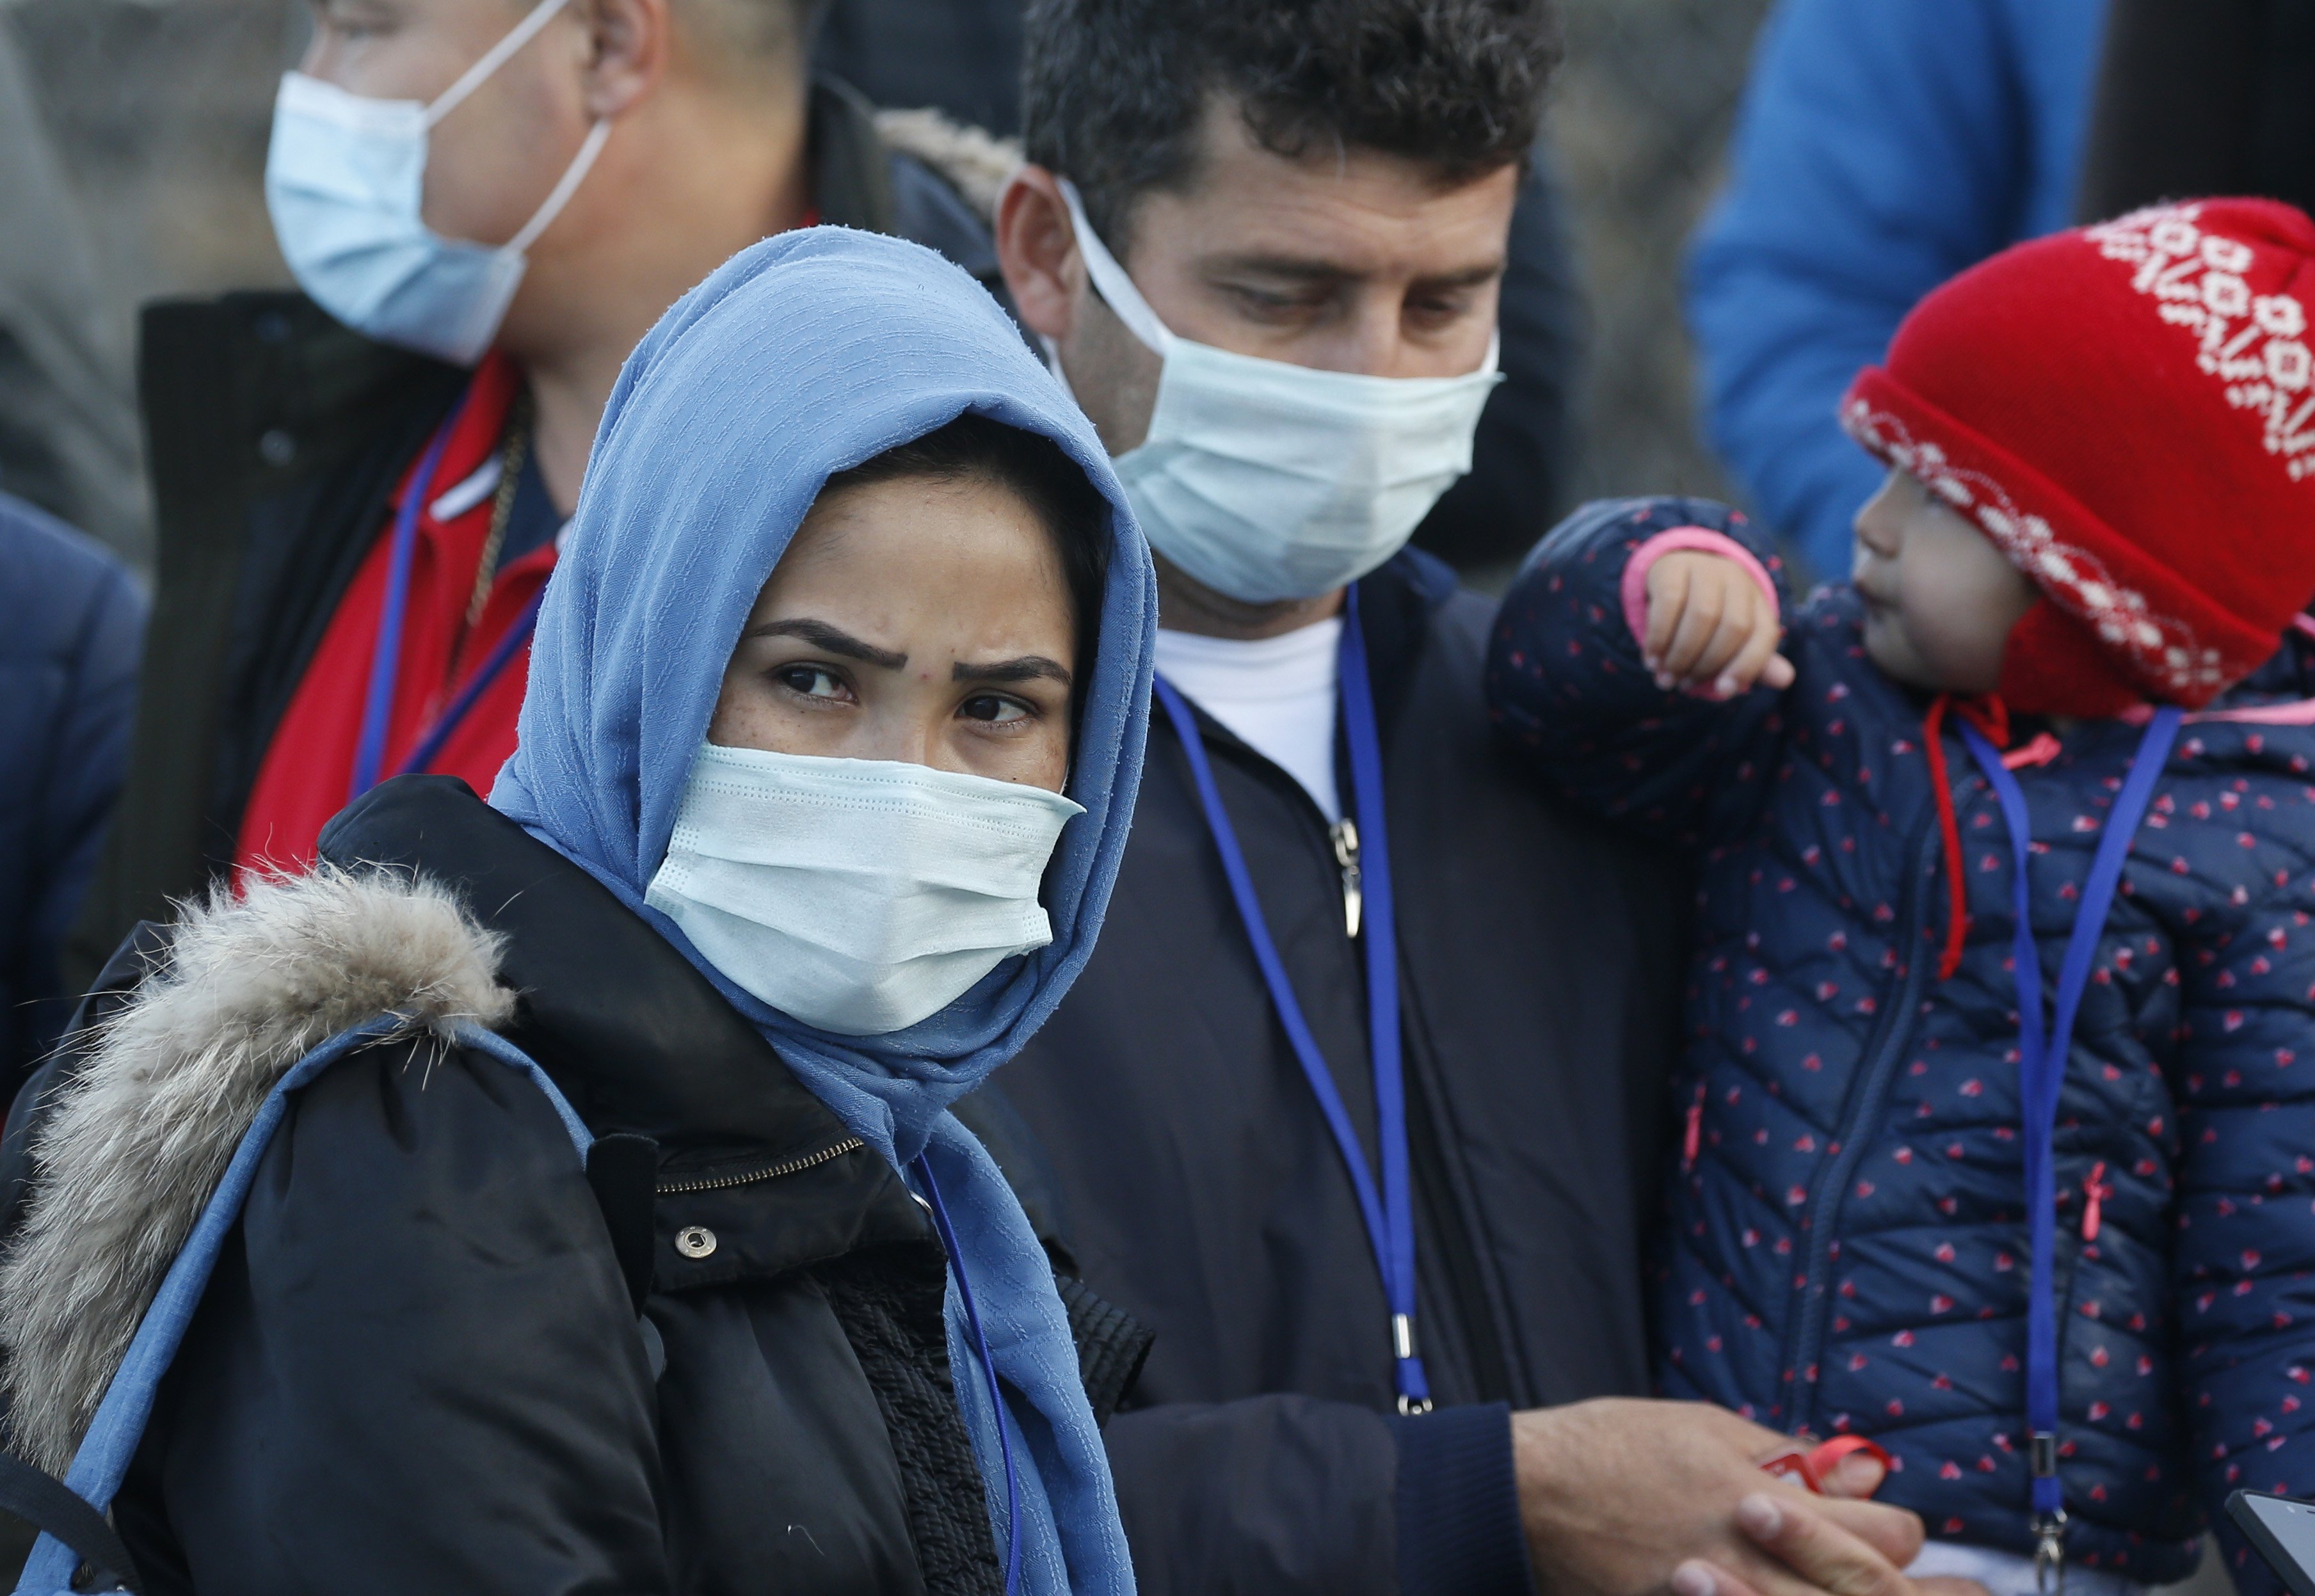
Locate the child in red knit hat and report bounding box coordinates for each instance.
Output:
[1488,198,2315,1596]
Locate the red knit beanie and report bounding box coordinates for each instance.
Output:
[1841,198,2315,716]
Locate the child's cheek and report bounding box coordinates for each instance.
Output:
[1902,598,2010,696]
[1860,605,1932,689]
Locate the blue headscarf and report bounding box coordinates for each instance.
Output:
[493,228,1153,1595]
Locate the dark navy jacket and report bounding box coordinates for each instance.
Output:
[0,493,140,1085]
[989,550,1691,1595]
[1487,498,2315,1588]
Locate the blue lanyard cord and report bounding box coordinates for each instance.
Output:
[351,405,465,802]
[1957,708,2181,1562]
[395,587,547,780]
[1152,584,1432,1413]
[349,392,543,802]
[912,1155,1024,1596]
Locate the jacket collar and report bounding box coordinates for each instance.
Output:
[317,774,861,1174]
[318,778,933,1294]
[1358,545,1459,737]
[807,75,897,232]
[1157,547,1460,774]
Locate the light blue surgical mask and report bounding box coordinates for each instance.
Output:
[264,0,611,365]
[645,744,1085,1038]
[1055,179,1502,605]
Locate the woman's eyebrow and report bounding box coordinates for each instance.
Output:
[954,657,1073,687]
[745,617,906,669]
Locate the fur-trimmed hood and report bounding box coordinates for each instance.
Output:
[876,105,1018,223]
[0,866,515,1475]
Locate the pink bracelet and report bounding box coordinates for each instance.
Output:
[1619,527,1782,656]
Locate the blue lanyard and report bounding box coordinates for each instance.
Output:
[1153,584,1432,1414]
[1958,707,2181,1586]
[348,396,545,803]
[913,1155,1024,1596]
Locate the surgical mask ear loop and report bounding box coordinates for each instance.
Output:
[422,0,576,128]
[503,118,613,257]
[1037,334,1077,399]
[414,0,611,260]
[1056,179,1175,357]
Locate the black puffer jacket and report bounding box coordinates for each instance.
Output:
[0,776,1142,1595]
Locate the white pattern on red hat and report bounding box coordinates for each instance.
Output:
[1839,399,2227,698]
[2087,203,2315,482]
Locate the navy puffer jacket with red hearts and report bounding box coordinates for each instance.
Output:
[1486,496,2315,1590]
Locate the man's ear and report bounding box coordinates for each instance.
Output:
[579,0,670,120]
[997,164,1087,345]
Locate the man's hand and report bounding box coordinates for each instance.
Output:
[1512,1399,1924,1596]
[1642,552,1795,698]
[1675,1492,1989,1596]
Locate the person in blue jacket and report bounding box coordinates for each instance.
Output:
[1688,0,2110,577]
[0,491,140,1087]
[1493,201,2315,1596]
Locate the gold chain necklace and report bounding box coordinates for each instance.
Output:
[465,391,535,632]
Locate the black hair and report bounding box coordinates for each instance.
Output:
[1022,0,1562,248]
[824,412,1112,687]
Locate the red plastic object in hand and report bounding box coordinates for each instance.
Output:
[1759,1435,1893,1495]
[2083,1160,2111,1243]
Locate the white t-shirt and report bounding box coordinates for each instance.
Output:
[1153,618,1344,821]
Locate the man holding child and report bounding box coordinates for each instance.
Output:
[984,1,1958,1592]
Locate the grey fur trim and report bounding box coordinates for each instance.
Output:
[875,106,1021,222]
[0,865,516,1475]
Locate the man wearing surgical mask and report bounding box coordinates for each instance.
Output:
[63,0,999,982]
[986,4,1980,1596]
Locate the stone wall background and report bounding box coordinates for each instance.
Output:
[0,0,1774,559]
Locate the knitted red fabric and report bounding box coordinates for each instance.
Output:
[1841,198,2315,715]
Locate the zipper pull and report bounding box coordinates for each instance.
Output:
[1683,1081,1706,1172]
[1331,818,1363,938]
[2081,1161,2110,1242]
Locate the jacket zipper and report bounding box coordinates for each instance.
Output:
[1785,820,1942,1429]
[1176,703,1517,1404]
[654,1137,864,1195]
[1331,819,1364,938]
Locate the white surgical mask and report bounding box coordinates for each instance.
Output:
[1057,179,1502,604]
[264,0,611,366]
[644,744,1085,1038]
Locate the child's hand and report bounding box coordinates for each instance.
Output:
[1643,552,1796,698]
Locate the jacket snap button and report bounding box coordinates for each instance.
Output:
[675,1225,717,1259]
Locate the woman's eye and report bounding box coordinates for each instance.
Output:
[960,694,1031,725]
[776,664,849,700]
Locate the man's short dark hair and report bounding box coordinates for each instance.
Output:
[1022,0,1562,249]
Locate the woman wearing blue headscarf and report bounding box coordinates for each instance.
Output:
[0,229,1154,1595]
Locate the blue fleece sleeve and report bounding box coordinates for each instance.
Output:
[15,539,142,1081]
[1686,0,2052,575]
[1485,496,1795,849]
